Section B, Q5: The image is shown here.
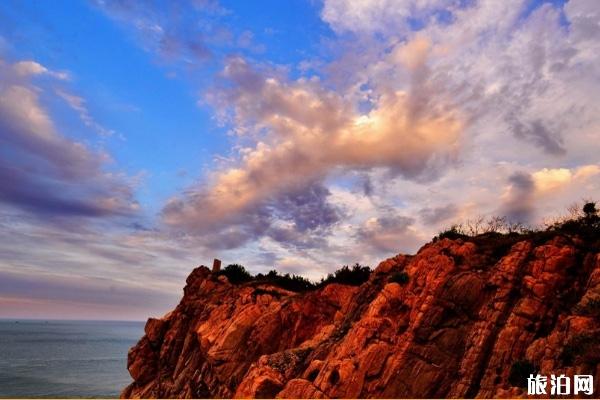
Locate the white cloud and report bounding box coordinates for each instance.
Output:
[13,60,69,80]
[321,0,455,35]
[55,89,115,137]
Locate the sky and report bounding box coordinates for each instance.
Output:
[0,0,599,320]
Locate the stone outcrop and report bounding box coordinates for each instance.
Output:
[122,232,600,398]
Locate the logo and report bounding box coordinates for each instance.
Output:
[527,374,594,396]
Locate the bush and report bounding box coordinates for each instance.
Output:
[436,224,467,240]
[508,359,536,387]
[390,271,409,285]
[255,270,316,292]
[583,202,598,218]
[547,200,600,233]
[320,263,371,286]
[219,264,253,284]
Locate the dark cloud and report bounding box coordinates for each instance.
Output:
[90,0,220,64]
[419,203,458,225]
[356,215,421,253]
[164,181,339,251]
[196,212,271,250]
[0,165,133,218]
[361,175,374,196]
[501,171,536,223]
[0,60,137,220]
[512,118,566,156]
[92,0,262,67]
[270,183,339,233]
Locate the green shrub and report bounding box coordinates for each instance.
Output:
[219,264,253,284]
[508,360,536,387]
[436,224,467,240]
[583,202,598,218]
[320,263,371,286]
[390,271,409,285]
[255,270,315,292]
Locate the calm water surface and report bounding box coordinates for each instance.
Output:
[0,319,144,398]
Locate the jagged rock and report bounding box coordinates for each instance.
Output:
[122,233,600,398]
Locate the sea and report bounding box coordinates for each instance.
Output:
[0,319,144,398]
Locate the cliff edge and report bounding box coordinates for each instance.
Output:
[122,229,600,398]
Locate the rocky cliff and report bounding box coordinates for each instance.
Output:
[122,230,600,398]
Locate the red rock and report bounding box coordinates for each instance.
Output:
[121,232,600,399]
[144,318,166,344]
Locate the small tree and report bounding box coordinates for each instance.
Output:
[220,264,253,284]
[320,263,371,286]
[581,201,600,228]
[583,202,598,218]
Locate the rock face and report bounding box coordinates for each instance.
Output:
[122,233,600,398]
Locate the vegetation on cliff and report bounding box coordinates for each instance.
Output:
[218,262,372,292]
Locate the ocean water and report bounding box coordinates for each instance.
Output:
[0,320,144,398]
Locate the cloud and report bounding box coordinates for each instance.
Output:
[0,211,214,319]
[163,56,462,240]
[356,214,423,253]
[511,119,566,156]
[0,58,137,219]
[419,204,458,225]
[321,0,454,35]
[92,0,261,68]
[12,60,69,80]
[91,0,219,64]
[0,269,172,312]
[499,165,600,224]
[501,171,536,223]
[55,89,115,137]
[321,0,600,160]
[271,183,339,233]
[162,0,600,265]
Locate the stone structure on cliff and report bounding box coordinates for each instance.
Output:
[212,258,221,274]
[122,232,600,398]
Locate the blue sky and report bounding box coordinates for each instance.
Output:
[0,0,598,320]
[1,0,333,216]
